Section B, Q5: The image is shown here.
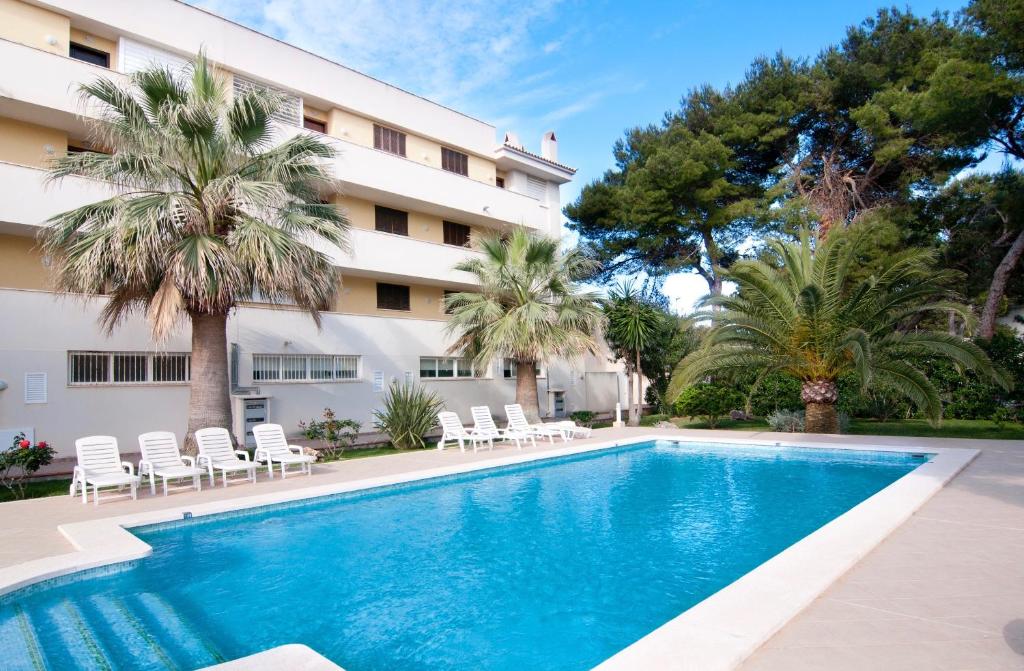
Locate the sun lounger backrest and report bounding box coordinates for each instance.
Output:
[504,404,530,430]
[75,436,124,475]
[470,406,498,433]
[438,412,467,436]
[195,427,235,462]
[252,423,291,457]
[138,431,183,469]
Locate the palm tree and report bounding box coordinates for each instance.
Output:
[603,280,666,426]
[670,227,1007,433]
[444,229,602,422]
[42,53,349,447]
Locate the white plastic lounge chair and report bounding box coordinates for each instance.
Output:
[550,420,593,440]
[504,404,567,444]
[195,427,258,487]
[71,435,140,506]
[471,406,536,450]
[437,411,493,452]
[252,423,314,478]
[138,431,205,496]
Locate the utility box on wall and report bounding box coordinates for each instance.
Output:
[232,395,270,448]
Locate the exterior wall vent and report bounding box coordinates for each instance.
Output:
[24,373,47,404]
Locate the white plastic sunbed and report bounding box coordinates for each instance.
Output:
[504,404,568,444]
[437,411,493,452]
[252,423,314,478]
[195,427,258,487]
[71,435,140,506]
[471,406,536,450]
[549,420,593,440]
[138,431,205,496]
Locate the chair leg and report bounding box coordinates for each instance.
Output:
[149,471,156,496]
[223,470,229,488]
[195,473,201,492]
[163,477,169,496]
[131,481,137,501]
[81,480,88,504]
[93,484,100,506]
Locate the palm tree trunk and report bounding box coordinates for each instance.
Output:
[979,227,1024,340]
[628,348,641,426]
[801,379,839,434]
[516,359,541,423]
[185,311,233,452]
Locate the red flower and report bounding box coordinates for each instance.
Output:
[37,441,48,449]
[19,439,30,449]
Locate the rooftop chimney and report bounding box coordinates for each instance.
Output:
[504,131,522,149]
[541,131,558,162]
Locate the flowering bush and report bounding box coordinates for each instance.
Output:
[0,433,56,499]
[298,408,360,459]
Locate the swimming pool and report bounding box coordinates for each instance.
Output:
[0,440,926,670]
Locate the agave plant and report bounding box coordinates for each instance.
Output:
[444,228,602,422]
[671,226,1008,433]
[373,383,444,450]
[41,52,348,447]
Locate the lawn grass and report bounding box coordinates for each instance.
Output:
[0,478,72,504]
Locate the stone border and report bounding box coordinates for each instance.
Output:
[0,435,977,670]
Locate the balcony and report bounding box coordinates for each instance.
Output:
[0,38,551,234]
[0,161,481,286]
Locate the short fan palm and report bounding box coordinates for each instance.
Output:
[671,227,1006,433]
[603,280,666,426]
[42,53,349,447]
[444,229,602,422]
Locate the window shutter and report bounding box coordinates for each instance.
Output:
[232,74,303,126]
[526,175,547,200]
[24,373,47,404]
[119,38,190,75]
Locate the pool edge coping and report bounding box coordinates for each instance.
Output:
[0,434,978,671]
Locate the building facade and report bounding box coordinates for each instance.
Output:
[0,0,624,459]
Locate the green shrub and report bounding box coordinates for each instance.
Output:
[673,383,744,428]
[569,410,596,427]
[747,373,802,417]
[298,408,360,459]
[373,383,444,450]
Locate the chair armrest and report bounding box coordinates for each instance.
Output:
[181,456,195,467]
[254,447,268,462]
[197,454,211,467]
[123,461,136,476]
[234,450,251,462]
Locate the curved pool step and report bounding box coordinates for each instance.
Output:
[83,595,177,670]
[129,592,226,669]
[35,600,115,671]
[0,605,48,671]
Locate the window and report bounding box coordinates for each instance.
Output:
[443,290,457,315]
[374,206,409,236]
[377,283,410,311]
[303,117,327,133]
[443,221,471,247]
[441,147,469,176]
[68,351,191,385]
[69,43,110,68]
[502,359,543,379]
[374,124,406,156]
[496,176,506,188]
[252,354,360,382]
[419,357,478,379]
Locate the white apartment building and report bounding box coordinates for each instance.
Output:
[0,0,625,461]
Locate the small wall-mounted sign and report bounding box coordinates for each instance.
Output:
[372,370,384,392]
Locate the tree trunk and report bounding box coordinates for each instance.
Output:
[628,348,641,426]
[185,311,233,453]
[801,379,839,434]
[623,362,634,425]
[979,228,1024,340]
[515,359,541,423]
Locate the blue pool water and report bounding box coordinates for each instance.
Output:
[0,441,925,671]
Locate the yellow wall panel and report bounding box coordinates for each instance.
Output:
[0,117,67,167]
[0,234,50,290]
[0,0,69,55]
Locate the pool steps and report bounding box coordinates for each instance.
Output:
[0,591,224,670]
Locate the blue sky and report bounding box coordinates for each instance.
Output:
[188,0,969,311]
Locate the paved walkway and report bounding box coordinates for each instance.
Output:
[0,427,1020,669]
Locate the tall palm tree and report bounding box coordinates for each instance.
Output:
[603,280,666,426]
[670,227,1007,433]
[444,229,602,422]
[42,53,349,447]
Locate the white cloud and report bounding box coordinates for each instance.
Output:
[188,0,565,116]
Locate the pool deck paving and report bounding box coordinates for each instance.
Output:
[0,427,1020,670]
